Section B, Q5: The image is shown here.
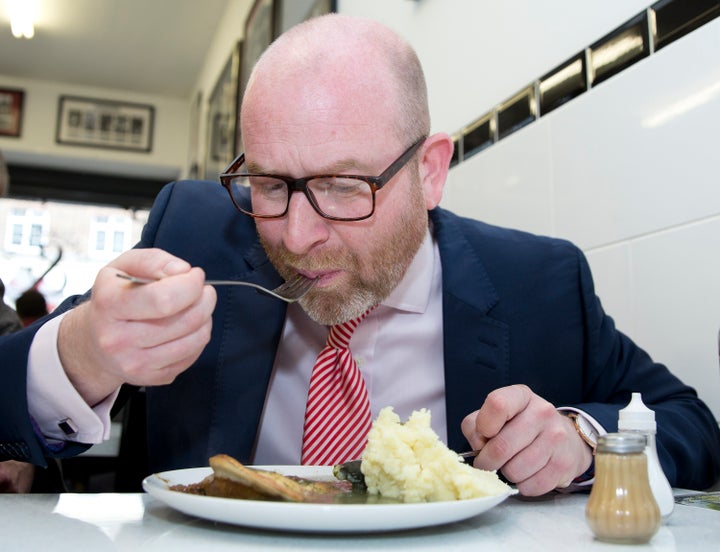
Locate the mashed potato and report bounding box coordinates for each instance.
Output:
[361,407,511,503]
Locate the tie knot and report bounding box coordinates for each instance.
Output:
[327,307,373,349]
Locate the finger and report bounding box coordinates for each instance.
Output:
[495,434,552,484]
[110,248,192,281]
[473,384,533,439]
[93,285,216,374]
[512,449,578,496]
[120,318,213,386]
[472,422,536,473]
[472,388,557,472]
[496,411,586,495]
[461,411,491,454]
[120,285,216,350]
[102,266,208,322]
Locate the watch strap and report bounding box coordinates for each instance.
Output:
[565,411,598,454]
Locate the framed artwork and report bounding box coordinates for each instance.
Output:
[205,41,242,180]
[304,0,336,19]
[0,88,25,137]
[187,91,202,179]
[55,96,154,152]
[241,0,277,94]
[236,0,279,154]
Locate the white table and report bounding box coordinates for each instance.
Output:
[0,491,717,551]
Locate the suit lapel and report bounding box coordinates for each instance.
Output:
[431,209,511,451]
[206,243,288,463]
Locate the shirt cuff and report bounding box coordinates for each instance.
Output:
[557,407,607,489]
[27,312,119,443]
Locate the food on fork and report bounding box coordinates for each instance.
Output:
[357,407,511,502]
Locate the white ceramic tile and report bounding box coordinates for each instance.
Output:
[344,0,651,133]
[441,122,555,237]
[551,19,720,249]
[584,244,635,337]
[629,217,720,420]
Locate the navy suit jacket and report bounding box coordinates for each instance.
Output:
[2,180,719,489]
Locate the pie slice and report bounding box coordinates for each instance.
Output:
[169,454,349,502]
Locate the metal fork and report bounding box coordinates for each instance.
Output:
[334,449,483,486]
[116,273,318,303]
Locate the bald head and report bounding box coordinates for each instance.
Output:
[241,14,429,145]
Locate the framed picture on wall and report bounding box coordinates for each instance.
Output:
[0,88,25,137]
[55,96,154,152]
[205,41,242,180]
[237,0,279,155]
[304,0,336,19]
[241,0,276,94]
[187,91,202,179]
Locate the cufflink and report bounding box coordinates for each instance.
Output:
[58,418,78,436]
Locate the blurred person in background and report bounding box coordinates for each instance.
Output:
[15,288,49,327]
[0,278,23,336]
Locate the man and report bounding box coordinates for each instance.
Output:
[0,278,23,336]
[15,288,49,327]
[1,14,718,496]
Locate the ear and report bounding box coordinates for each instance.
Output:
[417,132,454,210]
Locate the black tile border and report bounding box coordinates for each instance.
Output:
[451,0,720,168]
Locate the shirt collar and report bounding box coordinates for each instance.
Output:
[381,228,435,314]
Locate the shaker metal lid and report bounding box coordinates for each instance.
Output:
[597,432,647,453]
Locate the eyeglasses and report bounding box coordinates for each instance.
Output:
[219,137,426,222]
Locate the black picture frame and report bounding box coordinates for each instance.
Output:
[55,95,154,152]
[241,0,277,94]
[187,91,203,179]
[304,0,336,20]
[0,88,25,137]
[205,41,242,180]
[236,0,278,155]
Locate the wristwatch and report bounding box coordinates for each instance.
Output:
[565,412,598,454]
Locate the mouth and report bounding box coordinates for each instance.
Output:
[295,269,343,286]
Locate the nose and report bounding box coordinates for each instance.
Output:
[281,191,330,254]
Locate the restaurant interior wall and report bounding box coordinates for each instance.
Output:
[338,0,720,421]
[0,75,188,204]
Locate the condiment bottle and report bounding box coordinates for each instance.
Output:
[586,433,661,544]
[618,392,674,520]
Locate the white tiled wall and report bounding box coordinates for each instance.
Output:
[551,24,720,250]
[340,1,720,419]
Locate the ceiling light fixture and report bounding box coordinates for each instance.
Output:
[7,0,37,39]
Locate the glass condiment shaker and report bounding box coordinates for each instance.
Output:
[585,433,661,544]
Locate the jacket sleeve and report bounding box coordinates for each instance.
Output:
[0,182,179,466]
[572,249,720,489]
[0,316,91,465]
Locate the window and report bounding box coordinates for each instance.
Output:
[89,215,132,259]
[3,208,49,253]
[0,197,149,311]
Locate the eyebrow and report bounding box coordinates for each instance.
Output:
[246,156,373,176]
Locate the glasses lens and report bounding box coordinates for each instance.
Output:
[228,175,289,217]
[307,177,374,220]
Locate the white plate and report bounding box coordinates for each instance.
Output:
[143,465,516,533]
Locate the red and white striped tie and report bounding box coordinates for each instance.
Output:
[301,309,373,465]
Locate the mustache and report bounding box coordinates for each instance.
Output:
[269,245,357,274]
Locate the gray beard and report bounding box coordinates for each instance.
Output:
[258,176,428,325]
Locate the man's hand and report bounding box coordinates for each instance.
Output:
[0,461,35,493]
[58,248,217,406]
[461,384,593,496]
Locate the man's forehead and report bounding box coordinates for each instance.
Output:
[244,136,387,176]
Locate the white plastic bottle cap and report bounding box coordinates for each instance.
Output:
[618,392,656,432]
